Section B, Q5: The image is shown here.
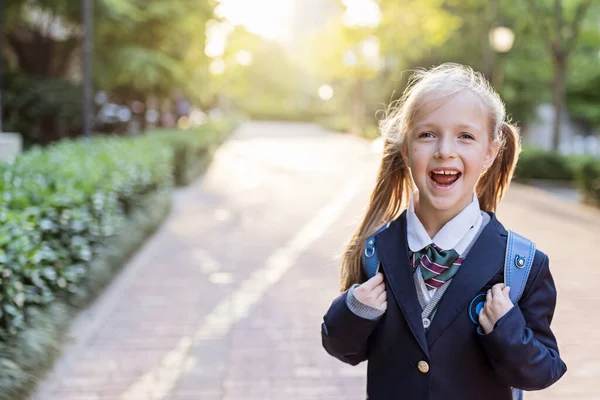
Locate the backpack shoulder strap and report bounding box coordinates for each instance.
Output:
[362,223,390,279]
[504,230,536,304]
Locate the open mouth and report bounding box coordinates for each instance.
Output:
[429,170,462,188]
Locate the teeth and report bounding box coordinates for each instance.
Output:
[432,170,459,175]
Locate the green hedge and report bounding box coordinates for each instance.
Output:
[514,147,600,208]
[148,118,236,186]
[0,191,172,400]
[0,138,173,338]
[2,71,83,147]
[0,118,238,400]
[514,149,576,181]
[576,158,600,207]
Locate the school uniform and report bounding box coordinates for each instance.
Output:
[321,193,567,400]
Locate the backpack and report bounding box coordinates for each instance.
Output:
[362,226,535,400]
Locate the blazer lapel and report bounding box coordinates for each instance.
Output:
[376,212,429,357]
[426,213,508,347]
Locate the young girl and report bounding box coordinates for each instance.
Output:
[321,63,567,400]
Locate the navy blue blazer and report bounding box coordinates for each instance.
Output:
[322,211,567,400]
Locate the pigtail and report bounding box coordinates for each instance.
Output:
[476,121,521,212]
[339,142,413,292]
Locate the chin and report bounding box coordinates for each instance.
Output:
[426,196,462,212]
[421,181,471,213]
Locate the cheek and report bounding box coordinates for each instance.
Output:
[408,146,426,170]
[462,151,486,176]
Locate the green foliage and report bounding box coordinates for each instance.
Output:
[4,0,216,145]
[576,158,600,207]
[0,192,172,400]
[514,148,576,181]
[94,0,214,103]
[212,26,319,120]
[0,119,238,338]
[2,72,82,146]
[0,302,71,400]
[564,4,600,128]
[0,137,173,338]
[148,118,239,186]
[514,147,600,209]
[0,119,238,399]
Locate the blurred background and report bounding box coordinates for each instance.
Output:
[1,1,600,399]
[1,0,599,151]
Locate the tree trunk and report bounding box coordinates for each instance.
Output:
[551,53,566,151]
[350,79,365,137]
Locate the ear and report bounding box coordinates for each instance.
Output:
[484,138,501,168]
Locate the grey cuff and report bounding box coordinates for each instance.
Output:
[346,284,385,320]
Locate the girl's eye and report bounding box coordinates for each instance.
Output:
[419,131,434,138]
[459,133,475,140]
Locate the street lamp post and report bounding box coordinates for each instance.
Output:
[82,0,93,139]
[489,25,515,89]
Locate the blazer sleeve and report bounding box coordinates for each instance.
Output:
[321,289,380,366]
[477,251,567,390]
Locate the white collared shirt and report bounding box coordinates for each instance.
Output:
[407,191,483,302]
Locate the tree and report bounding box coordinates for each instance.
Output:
[523,0,593,150]
[4,0,84,78]
[209,25,315,119]
[94,0,215,116]
[299,0,461,136]
[566,6,600,128]
[3,0,216,142]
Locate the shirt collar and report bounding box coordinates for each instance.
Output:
[407,191,481,252]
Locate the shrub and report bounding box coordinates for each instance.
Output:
[0,118,238,399]
[0,138,173,337]
[148,120,234,186]
[514,149,575,181]
[576,158,600,207]
[2,72,83,147]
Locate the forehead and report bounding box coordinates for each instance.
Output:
[412,89,488,131]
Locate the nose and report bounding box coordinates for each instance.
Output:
[435,136,457,159]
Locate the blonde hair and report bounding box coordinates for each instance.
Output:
[339,62,521,291]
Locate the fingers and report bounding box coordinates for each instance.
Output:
[376,289,386,304]
[491,283,504,299]
[374,281,387,311]
[372,281,386,298]
[478,307,492,334]
[484,285,498,320]
[366,281,386,307]
[362,272,384,290]
[481,283,514,334]
[354,272,387,311]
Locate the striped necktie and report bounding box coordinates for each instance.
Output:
[411,244,464,290]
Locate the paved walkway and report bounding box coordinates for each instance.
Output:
[31,122,600,399]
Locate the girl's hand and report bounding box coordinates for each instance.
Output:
[478,283,514,334]
[354,272,387,311]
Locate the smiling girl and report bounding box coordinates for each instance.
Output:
[321,63,567,400]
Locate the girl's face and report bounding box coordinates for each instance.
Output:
[405,90,499,217]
